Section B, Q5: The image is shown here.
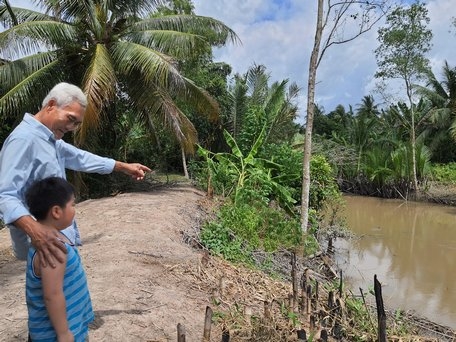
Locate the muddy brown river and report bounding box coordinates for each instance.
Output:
[335,195,456,329]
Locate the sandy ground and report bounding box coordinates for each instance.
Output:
[0,185,216,342]
[3,182,454,342]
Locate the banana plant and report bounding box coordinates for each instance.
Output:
[198,125,296,209]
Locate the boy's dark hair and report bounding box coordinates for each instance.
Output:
[25,177,74,221]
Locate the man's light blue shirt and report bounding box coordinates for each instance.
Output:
[0,113,116,244]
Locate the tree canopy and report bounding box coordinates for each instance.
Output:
[0,0,238,150]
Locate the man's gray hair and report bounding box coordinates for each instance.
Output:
[42,82,88,109]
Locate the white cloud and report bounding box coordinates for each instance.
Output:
[8,0,38,10]
[193,0,314,118]
[6,0,456,117]
[427,0,456,70]
[194,0,456,117]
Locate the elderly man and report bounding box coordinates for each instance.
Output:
[0,82,151,267]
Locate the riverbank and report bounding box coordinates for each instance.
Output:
[1,180,455,341]
[421,181,456,205]
[337,194,456,334]
[0,184,217,341]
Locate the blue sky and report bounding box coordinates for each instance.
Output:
[5,0,456,119]
[192,0,456,118]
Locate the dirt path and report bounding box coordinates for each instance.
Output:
[0,185,215,342]
[3,183,455,341]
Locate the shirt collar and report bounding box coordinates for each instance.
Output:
[23,113,55,142]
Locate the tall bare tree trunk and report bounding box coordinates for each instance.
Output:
[407,84,418,196]
[301,0,324,233]
[181,147,189,179]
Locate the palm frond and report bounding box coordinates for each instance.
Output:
[0,51,56,90]
[105,0,162,17]
[0,21,77,59]
[86,2,105,41]
[264,80,288,116]
[0,59,62,119]
[77,44,117,143]
[111,41,184,89]
[414,84,446,107]
[388,102,412,129]
[180,76,219,121]
[288,82,301,101]
[148,88,197,153]
[124,29,208,59]
[133,15,239,46]
[33,0,95,22]
[121,76,197,153]
[246,64,269,104]
[0,1,17,26]
[0,5,54,27]
[226,77,248,137]
[124,73,219,152]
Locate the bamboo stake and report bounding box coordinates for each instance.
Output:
[297,329,307,341]
[222,327,230,342]
[374,275,387,342]
[291,251,299,309]
[203,306,213,342]
[177,323,185,342]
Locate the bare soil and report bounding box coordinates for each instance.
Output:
[0,184,223,341]
[2,182,456,341]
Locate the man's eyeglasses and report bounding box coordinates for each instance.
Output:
[66,114,82,129]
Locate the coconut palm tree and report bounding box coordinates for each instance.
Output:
[356,95,380,120]
[327,104,353,140]
[0,0,238,152]
[415,61,456,162]
[348,96,381,173]
[225,64,300,153]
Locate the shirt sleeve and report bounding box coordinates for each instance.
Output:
[0,137,35,224]
[58,140,116,174]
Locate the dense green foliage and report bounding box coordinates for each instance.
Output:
[194,128,301,263]
[0,0,238,154]
[416,61,456,162]
[186,60,342,262]
[429,163,456,184]
[312,52,456,199]
[193,123,340,263]
[0,0,239,195]
[1,1,456,247]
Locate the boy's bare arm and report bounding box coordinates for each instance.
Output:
[39,251,74,342]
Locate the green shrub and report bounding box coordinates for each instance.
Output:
[310,155,341,211]
[200,195,302,264]
[430,163,456,184]
[200,220,253,264]
[193,126,342,265]
[259,143,302,202]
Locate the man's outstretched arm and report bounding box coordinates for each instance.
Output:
[114,161,152,180]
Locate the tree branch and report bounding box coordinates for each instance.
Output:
[317,0,392,68]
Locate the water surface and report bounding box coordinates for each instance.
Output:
[335,195,456,329]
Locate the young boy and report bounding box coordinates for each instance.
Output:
[25,177,94,342]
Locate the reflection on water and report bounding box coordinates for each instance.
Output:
[335,195,456,329]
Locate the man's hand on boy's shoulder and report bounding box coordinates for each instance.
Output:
[14,216,67,267]
[32,222,68,268]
